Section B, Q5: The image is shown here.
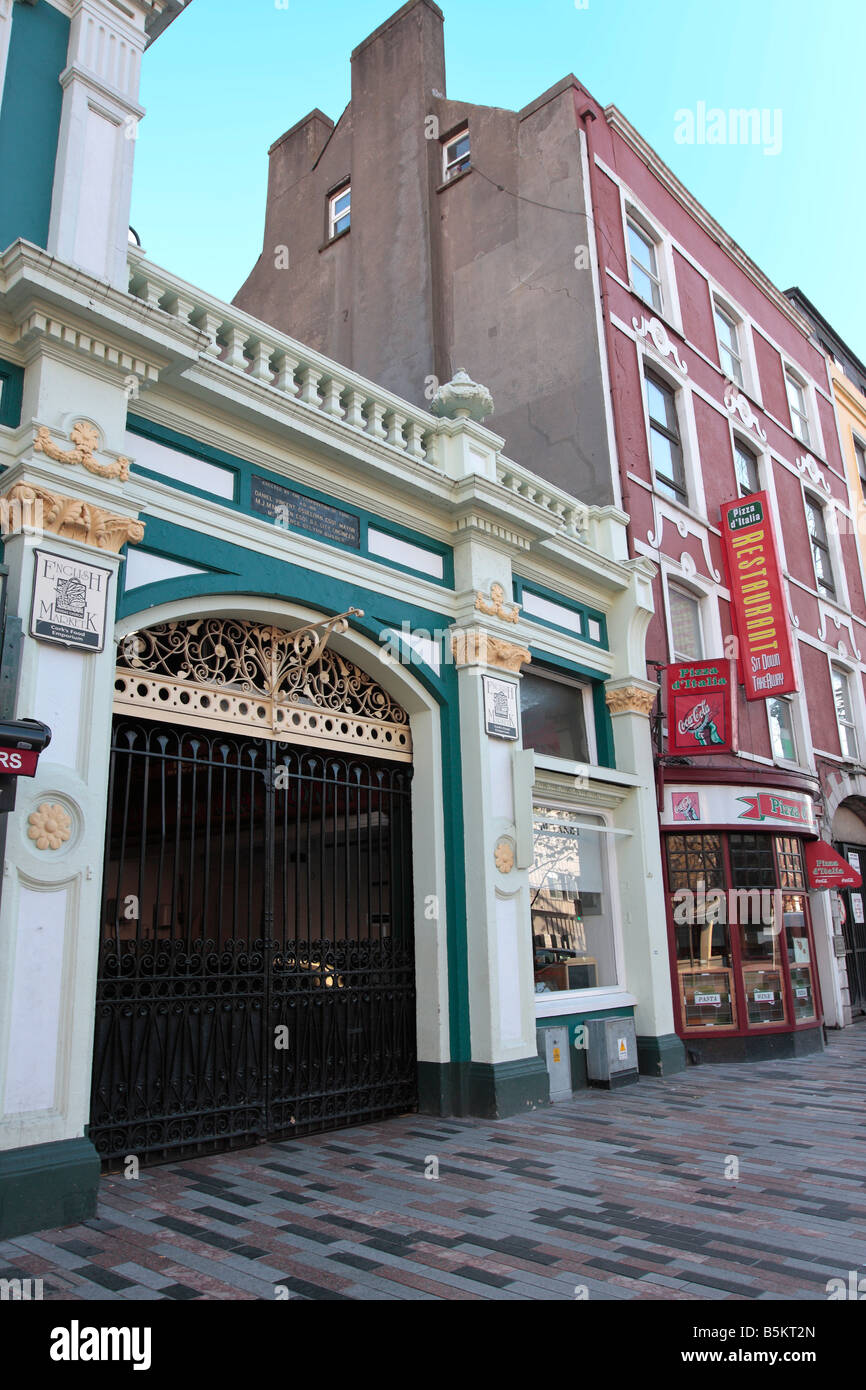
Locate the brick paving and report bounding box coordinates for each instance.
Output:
[3,1023,865,1301]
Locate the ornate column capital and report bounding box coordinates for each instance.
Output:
[450,627,531,673]
[605,677,658,718]
[0,482,145,554]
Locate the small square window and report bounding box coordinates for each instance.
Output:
[668,585,703,661]
[714,304,744,386]
[627,217,663,312]
[443,128,470,182]
[328,185,351,239]
[832,667,859,760]
[785,370,811,445]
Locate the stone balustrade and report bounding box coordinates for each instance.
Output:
[127,248,441,472]
[127,248,600,549]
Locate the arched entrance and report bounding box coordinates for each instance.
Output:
[89,614,417,1166]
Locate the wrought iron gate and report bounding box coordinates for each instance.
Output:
[90,717,417,1166]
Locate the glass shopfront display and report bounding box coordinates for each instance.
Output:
[665,829,820,1036]
[530,805,617,993]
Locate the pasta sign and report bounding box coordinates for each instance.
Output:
[720,492,798,701]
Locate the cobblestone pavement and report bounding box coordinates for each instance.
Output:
[3,1024,865,1301]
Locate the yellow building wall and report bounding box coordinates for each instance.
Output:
[830,361,866,576]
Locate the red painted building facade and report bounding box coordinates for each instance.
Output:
[578,97,866,1055]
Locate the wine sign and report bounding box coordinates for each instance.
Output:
[665,659,737,756]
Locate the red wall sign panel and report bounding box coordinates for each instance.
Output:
[805,840,863,889]
[0,746,40,777]
[720,491,799,702]
[665,660,738,756]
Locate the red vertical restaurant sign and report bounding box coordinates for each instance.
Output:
[665,660,737,755]
[720,491,798,701]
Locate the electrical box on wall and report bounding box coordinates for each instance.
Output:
[536,1026,572,1101]
[586,1016,639,1089]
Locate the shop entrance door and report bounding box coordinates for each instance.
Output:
[89,717,417,1166]
[836,842,866,1015]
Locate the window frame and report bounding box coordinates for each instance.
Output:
[644,368,687,503]
[853,435,866,504]
[529,798,625,999]
[442,126,470,183]
[767,694,798,765]
[733,437,760,498]
[785,368,812,446]
[804,493,836,599]
[327,182,351,240]
[520,666,598,768]
[831,665,859,761]
[714,300,745,387]
[667,581,705,663]
[626,214,664,313]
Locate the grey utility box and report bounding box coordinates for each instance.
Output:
[585,1016,639,1090]
[537,1026,572,1101]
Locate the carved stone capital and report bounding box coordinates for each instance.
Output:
[605,682,657,717]
[33,421,131,481]
[1,482,144,553]
[450,628,531,673]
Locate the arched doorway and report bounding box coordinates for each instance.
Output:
[89,614,417,1166]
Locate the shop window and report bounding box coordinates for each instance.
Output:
[776,835,806,890]
[530,806,616,993]
[783,892,817,1022]
[520,670,590,763]
[666,833,736,1029]
[728,831,775,888]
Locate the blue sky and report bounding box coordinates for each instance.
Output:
[132,0,865,359]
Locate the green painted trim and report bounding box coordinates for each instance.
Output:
[513,574,608,650]
[636,1032,687,1077]
[126,414,454,587]
[116,543,472,1070]
[592,680,616,768]
[0,1137,100,1240]
[0,1,69,252]
[0,358,24,428]
[527,652,616,770]
[466,1057,550,1118]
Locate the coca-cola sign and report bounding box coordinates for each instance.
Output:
[665,660,737,756]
